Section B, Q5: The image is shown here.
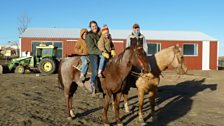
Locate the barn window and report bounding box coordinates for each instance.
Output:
[183,44,198,56]
[147,43,161,55]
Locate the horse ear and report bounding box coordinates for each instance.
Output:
[175,44,180,48]
[179,47,182,52]
[173,44,180,53]
[129,46,135,50]
[130,46,138,52]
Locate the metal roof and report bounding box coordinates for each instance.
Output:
[21,28,217,41]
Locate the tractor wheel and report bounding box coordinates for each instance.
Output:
[39,58,56,75]
[15,65,25,74]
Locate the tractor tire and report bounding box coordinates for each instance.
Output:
[38,58,56,75]
[15,65,25,74]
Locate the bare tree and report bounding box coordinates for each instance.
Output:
[18,14,31,35]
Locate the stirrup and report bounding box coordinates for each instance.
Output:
[73,64,82,71]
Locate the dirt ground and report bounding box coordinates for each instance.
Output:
[0,70,224,126]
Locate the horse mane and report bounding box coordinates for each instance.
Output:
[154,45,176,59]
[150,45,176,76]
[157,45,174,54]
[108,47,131,65]
[148,45,175,73]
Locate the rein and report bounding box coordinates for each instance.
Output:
[137,57,144,68]
[130,46,145,77]
[130,57,144,77]
[136,46,145,69]
[130,71,143,77]
[163,48,183,80]
[167,48,182,71]
[159,48,183,79]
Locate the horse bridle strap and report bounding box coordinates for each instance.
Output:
[130,71,142,77]
[135,46,145,68]
[172,49,184,74]
[137,58,144,67]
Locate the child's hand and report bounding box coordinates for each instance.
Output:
[111,50,116,57]
[102,52,109,59]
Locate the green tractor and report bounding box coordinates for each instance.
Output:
[1,44,59,74]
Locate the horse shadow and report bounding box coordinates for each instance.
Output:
[122,78,217,126]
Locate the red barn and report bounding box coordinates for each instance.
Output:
[20,28,218,70]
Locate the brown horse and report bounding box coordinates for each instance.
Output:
[122,44,188,124]
[58,46,150,125]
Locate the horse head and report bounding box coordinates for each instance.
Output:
[129,46,150,73]
[171,44,188,74]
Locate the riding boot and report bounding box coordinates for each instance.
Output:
[98,70,104,78]
[94,77,102,93]
[91,84,96,97]
[98,73,105,78]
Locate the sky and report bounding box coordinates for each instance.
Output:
[0,0,224,56]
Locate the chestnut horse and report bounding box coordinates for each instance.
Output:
[122,45,188,124]
[58,46,150,125]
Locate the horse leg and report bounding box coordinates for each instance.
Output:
[149,90,157,122]
[65,82,78,120]
[121,80,130,113]
[68,83,78,118]
[138,88,145,123]
[113,93,123,126]
[111,95,115,111]
[103,94,111,126]
[64,87,72,120]
[68,96,75,118]
[122,93,130,113]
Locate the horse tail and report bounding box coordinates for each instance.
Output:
[57,59,64,90]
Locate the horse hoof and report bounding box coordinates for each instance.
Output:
[138,118,144,123]
[124,107,130,113]
[67,117,73,121]
[91,93,96,97]
[140,122,147,126]
[117,123,123,126]
[104,123,110,126]
[125,109,130,113]
[71,115,75,119]
[70,110,75,118]
[124,103,130,113]
[136,119,146,126]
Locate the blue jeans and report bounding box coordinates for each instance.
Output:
[88,54,99,86]
[81,56,88,75]
[99,55,106,71]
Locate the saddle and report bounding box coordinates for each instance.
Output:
[72,56,90,71]
[72,56,103,93]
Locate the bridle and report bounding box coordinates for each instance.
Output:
[170,48,184,74]
[136,46,145,67]
[130,46,147,77]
